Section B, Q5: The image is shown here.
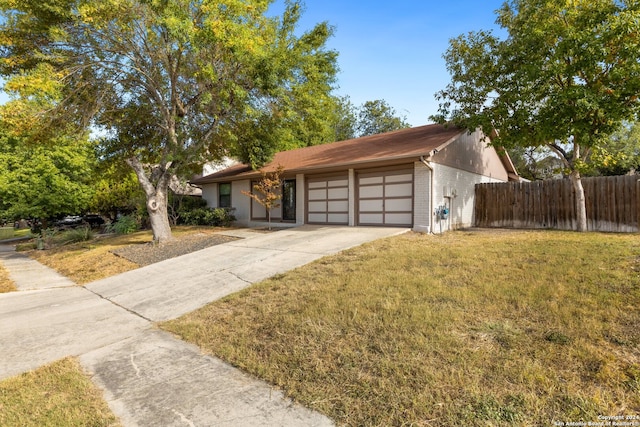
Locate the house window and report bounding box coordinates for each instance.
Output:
[218,183,231,208]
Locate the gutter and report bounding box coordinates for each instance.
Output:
[419,153,436,234]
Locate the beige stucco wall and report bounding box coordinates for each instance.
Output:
[200,181,252,226]
[433,130,508,182]
[201,184,218,208]
[430,163,504,232]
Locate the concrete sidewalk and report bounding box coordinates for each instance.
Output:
[0,245,75,290]
[0,225,406,426]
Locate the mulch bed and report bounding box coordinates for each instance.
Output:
[111,233,239,266]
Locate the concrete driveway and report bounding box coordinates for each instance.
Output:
[0,225,406,426]
[84,225,406,322]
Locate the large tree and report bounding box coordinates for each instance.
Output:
[0,64,95,228]
[433,0,640,231]
[0,0,337,242]
[588,121,640,176]
[356,99,410,137]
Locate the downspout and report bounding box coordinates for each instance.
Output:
[420,154,435,234]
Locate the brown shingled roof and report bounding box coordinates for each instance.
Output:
[191,124,464,184]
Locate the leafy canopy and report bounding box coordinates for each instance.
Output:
[0,65,95,223]
[0,0,338,241]
[356,99,411,137]
[433,0,640,170]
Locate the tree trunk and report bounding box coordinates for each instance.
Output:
[126,157,174,243]
[147,190,173,243]
[569,170,588,232]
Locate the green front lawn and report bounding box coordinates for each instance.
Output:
[163,230,640,426]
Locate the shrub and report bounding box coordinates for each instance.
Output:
[180,207,235,227]
[56,227,94,245]
[107,214,139,235]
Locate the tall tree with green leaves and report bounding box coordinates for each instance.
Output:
[356,99,410,137]
[0,72,95,227]
[588,121,640,176]
[0,0,337,242]
[432,0,640,231]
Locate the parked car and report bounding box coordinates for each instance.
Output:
[82,214,105,228]
[54,216,84,228]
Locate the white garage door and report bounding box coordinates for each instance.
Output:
[307,175,349,225]
[357,168,413,226]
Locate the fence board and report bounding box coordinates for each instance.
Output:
[474,175,639,232]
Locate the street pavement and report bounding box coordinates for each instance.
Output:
[0,225,407,426]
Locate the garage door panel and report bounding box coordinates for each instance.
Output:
[307,175,348,225]
[359,213,384,224]
[308,181,327,189]
[386,183,413,197]
[328,213,349,223]
[308,213,327,223]
[359,176,383,185]
[385,173,413,183]
[357,167,413,227]
[328,200,348,212]
[328,187,348,199]
[328,179,348,187]
[385,213,413,225]
[387,198,413,212]
[359,185,384,198]
[308,189,327,200]
[359,199,384,212]
[308,201,327,212]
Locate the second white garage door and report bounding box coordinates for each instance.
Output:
[357,168,414,227]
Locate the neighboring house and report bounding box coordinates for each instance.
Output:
[190,124,518,233]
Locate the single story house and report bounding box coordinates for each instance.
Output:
[190,124,518,233]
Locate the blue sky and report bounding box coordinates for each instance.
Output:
[271,0,506,126]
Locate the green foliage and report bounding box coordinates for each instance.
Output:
[0,65,95,226]
[587,121,640,176]
[90,161,145,220]
[0,0,339,242]
[180,207,236,227]
[0,132,95,224]
[168,193,207,225]
[508,146,566,180]
[433,0,640,230]
[55,227,94,246]
[107,214,140,235]
[320,97,410,141]
[356,99,411,137]
[434,0,640,166]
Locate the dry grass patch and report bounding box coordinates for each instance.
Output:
[0,262,17,293]
[163,230,640,426]
[0,357,120,427]
[23,226,226,285]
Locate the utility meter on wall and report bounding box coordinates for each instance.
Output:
[436,206,449,220]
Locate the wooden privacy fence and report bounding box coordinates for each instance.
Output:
[474,175,640,232]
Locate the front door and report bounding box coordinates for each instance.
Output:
[282,179,296,221]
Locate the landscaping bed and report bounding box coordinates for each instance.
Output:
[25,227,237,284]
[110,233,239,266]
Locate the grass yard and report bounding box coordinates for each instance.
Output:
[0,357,120,427]
[163,230,640,426]
[23,226,225,285]
[0,263,16,293]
